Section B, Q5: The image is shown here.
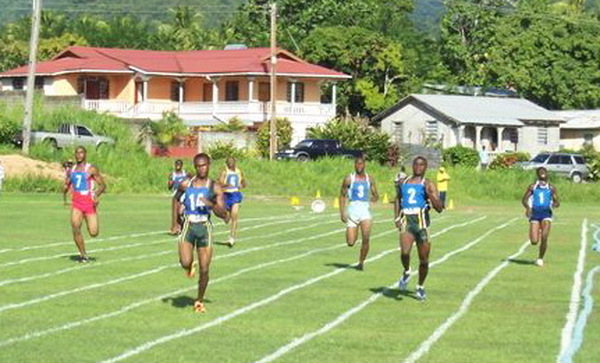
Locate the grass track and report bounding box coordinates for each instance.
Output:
[0,194,599,362]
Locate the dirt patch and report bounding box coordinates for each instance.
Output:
[0,154,65,180]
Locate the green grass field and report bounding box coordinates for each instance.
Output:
[0,193,599,363]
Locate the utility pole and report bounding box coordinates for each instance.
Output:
[22,0,43,155]
[268,2,277,160]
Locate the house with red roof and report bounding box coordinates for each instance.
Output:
[0,45,350,143]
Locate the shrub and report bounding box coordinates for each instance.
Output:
[442,146,479,167]
[213,117,246,132]
[148,111,189,147]
[256,118,292,158]
[489,152,530,170]
[307,117,392,164]
[0,113,19,145]
[206,141,247,160]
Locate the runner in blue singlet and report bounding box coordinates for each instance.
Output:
[339,156,379,271]
[521,167,560,267]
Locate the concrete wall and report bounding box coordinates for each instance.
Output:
[197,131,257,152]
[519,124,561,155]
[560,129,600,150]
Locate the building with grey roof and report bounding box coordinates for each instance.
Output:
[554,110,600,150]
[373,94,565,156]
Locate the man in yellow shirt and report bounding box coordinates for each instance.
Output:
[436,167,450,209]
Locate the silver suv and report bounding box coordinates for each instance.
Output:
[519,153,588,183]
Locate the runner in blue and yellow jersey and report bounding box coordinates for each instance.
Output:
[219,157,246,247]
[395,156,443,301]
[521,167,560,267]
[173,153,229,313]
[168,159,188,235]
[340,156,379,271]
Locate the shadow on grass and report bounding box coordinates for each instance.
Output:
[369,286,416,301]
[214,241,234,248]
[324,262,361,271]
[507,258,535,265]
[162,296,212,308]
[66,255,97,262]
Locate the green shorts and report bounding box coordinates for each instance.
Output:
[181,220,213,248]
[400,213,430,244]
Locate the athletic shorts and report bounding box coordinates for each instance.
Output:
[346,202,372,228]
[181,220,213,248]
[72,196,96,215]
[530,208,552,223]
[224,191,243,210]
[399,213,430,244]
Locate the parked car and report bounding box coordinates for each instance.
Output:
[12,124,114,149]
[275,139,363,161]
[516,152,589,183]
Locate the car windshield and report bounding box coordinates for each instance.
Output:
[531,154,550,163]
[294,140,313,148]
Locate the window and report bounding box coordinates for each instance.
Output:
[323,140,337,149]
[258,82,270,102]
[76,126,92,137]
[532,154,550,163]
[286,82,304,103]
[98,78,109,99]
[558,155,573,165]
[547,155,560,164]
[425,120,438,142]
[574,156,585,165]
[393,122,403,144]
[170,81,181,102]
[295,140,313,148]
[34,77,45,90]
[537,126,548,145]
[77,77,86,94]
[12,78,25,90]
[225,81,239,101]
[583,133,594,146]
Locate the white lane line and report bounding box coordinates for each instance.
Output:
[0,215,321,269]
[0,217,356,314]
[0,221,402,348]
[558,219,588,361]
[560,266,600,363]
[0,216,341,287]
[254,216,513,363]
[403,240,529,362]
[0,212,315,255]
[99,217,480,363]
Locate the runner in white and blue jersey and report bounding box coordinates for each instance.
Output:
[521,167,560,267]
[395,156,443,301]
[169,159,188,235]
[339,156,379,271]
[173,153,229,313]
[219,157,246,247]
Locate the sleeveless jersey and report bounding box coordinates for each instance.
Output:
[530,181,552,211]
[400,178,428,215]
[170,170,187,191]
[348,173,370,203]
[182,178,213,222]
[224,168,242,192]
[70,163,94,197]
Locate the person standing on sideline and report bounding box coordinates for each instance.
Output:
[395,156,444,301]
[479,145,490,170]
[339,156,379,271]
[219,157,246,247]
[174,153,229,313]
[63,146,106,263]
[168,159,188,235]
[436,167,450,209]
[521,167,559,267]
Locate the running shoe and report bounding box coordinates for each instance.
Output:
[415,286,426,301]
[398,270,411,291]
[193,300,206,313]
[187,261,198,279]
[535,258,544,267]
[227,237,235,248]
[356,263,364,271]
[78,255,90,263]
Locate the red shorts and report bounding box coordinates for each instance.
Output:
[72,196,96,215]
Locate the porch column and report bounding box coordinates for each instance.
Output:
[212,78,219,115]
[457,125,465,147]
[496,126,505,152]
[332,83,337,111]
[290,80,296,111]
[248,77,255,102]
[142,78,149,101]
[475,125,483,150]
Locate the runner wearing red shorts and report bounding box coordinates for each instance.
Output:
[63,146,106,262]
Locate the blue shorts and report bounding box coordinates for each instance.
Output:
[225,191,243,210]
[530,208,552,223]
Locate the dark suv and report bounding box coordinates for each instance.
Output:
[275,139,363,161]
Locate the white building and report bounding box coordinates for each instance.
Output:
[554,110,600,150]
